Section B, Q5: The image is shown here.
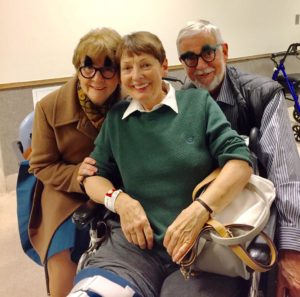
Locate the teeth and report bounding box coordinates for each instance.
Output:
[134,83,148,89]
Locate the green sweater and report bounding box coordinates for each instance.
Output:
[91,88,251,261]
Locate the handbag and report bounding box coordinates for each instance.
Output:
[16,159,42,265]
[179,169,277,280]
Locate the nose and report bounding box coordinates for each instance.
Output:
[93,70,105,81]
[132,66,143,80]
[195,56,208,69]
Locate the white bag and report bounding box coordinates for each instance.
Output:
[180,169,277,280]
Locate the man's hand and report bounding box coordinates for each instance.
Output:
[77,157,97,184]
[276,250,300,297]
[115,193,154,250]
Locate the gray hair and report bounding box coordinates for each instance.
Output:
[176,20,224,54]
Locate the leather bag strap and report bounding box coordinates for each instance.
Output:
[192,168,221,200]
[207,219,277,272]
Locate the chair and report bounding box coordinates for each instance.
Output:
[12,111,34,163]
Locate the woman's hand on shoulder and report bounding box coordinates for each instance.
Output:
[77,157,98,184]
[115,193,154,250]
[163,202,209,263]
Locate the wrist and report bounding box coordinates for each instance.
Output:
[193,200,211,222]
[104,188,123,213]
[195,197,215,217]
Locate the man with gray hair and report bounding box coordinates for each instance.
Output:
[177,19,300,297]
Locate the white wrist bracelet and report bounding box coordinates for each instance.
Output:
[104,189,123,213]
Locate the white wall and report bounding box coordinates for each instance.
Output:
[0,0,299,84]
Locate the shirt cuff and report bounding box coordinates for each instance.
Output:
[277,226,300,252]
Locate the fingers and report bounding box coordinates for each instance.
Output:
[120,199,154,250]
[144,224,154,250]
[78,157,97,178]
[124,223,154,250]
[82,157,96,165]
[164,228,193,263]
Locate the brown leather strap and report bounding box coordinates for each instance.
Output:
[192,168,221,201]
[207,219,277,272]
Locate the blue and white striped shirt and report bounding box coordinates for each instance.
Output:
[218,73,300,251]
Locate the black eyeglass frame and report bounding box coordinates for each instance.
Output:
[79,65,117,79]
[179,44,222,68]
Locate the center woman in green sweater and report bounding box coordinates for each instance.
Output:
[74,32,253,297]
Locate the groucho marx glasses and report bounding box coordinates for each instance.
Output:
[79,65,117,79]
[180,44,222,68]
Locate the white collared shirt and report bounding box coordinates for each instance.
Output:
[122,81,178,119]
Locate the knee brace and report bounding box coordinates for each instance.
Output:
[67,268,141,297]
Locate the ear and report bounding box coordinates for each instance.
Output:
[222,43,229,62]
[161,58,168,77]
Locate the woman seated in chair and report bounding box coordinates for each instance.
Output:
[70,31,253,297]
[28,28,122,297]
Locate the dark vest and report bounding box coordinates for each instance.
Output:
[226,66,283,135]
[182,66,283,136]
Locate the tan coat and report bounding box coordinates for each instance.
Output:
[29,77,100,263]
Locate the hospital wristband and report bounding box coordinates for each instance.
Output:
[104,189,123,213]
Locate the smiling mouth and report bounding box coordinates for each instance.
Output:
[133,83,149,91]
[92,86,106,91]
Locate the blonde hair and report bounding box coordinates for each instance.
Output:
[72,28,122,69]
[116,31,166,64]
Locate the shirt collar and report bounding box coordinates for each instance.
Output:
[122,81,178,119]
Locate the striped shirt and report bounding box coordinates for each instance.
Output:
[218,73,300,251]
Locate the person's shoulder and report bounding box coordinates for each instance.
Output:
[107,97,130,118]
[228,66,281,87]
[38,77,76,108]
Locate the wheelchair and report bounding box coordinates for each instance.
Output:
[71,127,278,297]
[271,43,300,142]
[14,87,277,297]
[12,111,34,164]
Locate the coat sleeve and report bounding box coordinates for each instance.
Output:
[29,101,84,194]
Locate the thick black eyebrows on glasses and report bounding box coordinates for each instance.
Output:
[179,51,196,60]
[84,55,93,67]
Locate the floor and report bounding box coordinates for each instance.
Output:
[0,108,299,297]
[0,191,46,296]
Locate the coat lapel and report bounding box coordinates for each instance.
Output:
[53,77,99,140]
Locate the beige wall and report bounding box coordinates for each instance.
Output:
[0,0,300,191]
[0,0,299,84]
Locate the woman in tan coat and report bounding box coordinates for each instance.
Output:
[29,27,121,297]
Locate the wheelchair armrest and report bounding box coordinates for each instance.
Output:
[72,200,107,230]
[247,204,277,266]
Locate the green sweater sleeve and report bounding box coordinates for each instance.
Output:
[204,94,252,167]
[90,117,123,188]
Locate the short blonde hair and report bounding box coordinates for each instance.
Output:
[72,28,122,69]
[116,31,166,64]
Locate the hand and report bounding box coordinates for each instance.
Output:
[115,193,154,250]
[276,250,300,297]
[77,157,97,184]
[163,201,209,263]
